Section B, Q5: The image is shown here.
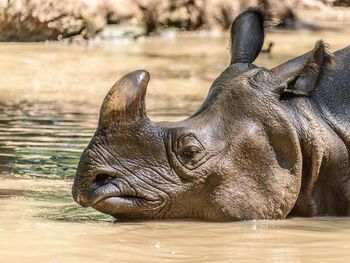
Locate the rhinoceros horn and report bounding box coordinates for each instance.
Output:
[99,70,150,128]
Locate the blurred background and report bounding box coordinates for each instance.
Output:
[0,1,350,262]
[0,0,350,41]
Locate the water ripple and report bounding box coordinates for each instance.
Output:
[0,101,97,179]
[0,100,197,180]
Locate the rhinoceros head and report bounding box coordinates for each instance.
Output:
[72,8,333,221]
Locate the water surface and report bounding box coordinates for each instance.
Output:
[0,29,350,262]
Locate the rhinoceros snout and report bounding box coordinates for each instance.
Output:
[72,172,103,207]
[72,185,90,207]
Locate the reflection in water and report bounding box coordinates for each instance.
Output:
[0,101,96,179]
[0,99,199,179]
[0,31,350,262]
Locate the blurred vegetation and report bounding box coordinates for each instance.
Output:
[0,0,349,41]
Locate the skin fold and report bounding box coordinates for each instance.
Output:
[72,8,350,221]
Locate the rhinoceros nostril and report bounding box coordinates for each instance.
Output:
[93,173,113,187]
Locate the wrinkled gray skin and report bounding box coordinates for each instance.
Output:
[72,8,350,221]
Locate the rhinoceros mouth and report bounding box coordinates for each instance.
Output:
[91,194,163,218]
[81,172,165,217]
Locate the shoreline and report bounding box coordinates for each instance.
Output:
[1,1,350,42]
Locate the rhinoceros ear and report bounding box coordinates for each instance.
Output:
[99,70,150,129]
[230,7,275,65]
[268,40,335,96]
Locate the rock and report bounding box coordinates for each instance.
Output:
[0,0,105,41]
[333,0,350,6]
[0,0,346,41]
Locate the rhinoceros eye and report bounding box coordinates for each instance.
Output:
[176,134,205,169]
[180,146,201,158]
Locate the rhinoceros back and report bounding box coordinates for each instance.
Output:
[312,46,350,148]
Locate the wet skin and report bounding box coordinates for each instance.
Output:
[72,8,350,221]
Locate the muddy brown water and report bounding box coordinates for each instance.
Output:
[0,30,350,262]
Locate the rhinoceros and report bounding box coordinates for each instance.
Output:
[72,8,350,221]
